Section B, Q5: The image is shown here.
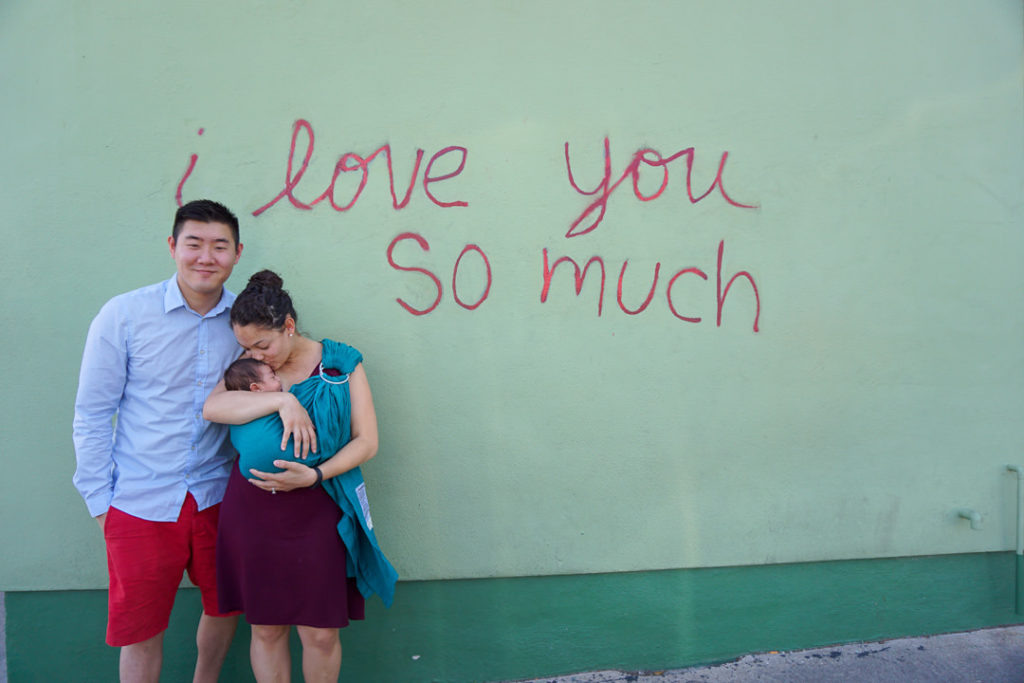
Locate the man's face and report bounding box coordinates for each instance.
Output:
[168,220,242,304]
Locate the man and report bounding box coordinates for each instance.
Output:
[73,199,244,683]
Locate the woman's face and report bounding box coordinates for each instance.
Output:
[233,321,294,371]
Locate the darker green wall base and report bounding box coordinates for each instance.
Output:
[7,552,1023,682]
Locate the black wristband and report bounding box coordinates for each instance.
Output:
[312,466,323,487]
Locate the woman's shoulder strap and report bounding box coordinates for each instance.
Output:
[320,338,363,373]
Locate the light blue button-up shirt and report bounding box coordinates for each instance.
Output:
[73,275,241,522]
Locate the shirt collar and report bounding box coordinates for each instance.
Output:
[162,274,236,318]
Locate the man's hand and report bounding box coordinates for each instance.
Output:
[95,512,107,532]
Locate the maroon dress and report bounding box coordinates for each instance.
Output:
[216,367,365,627]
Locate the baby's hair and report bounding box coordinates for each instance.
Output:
[224,358,269,392]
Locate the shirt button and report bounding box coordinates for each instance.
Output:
[200,349,206,355]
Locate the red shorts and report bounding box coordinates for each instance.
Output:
[103,493,239,647]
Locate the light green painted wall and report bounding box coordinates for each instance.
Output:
[1,1,1022,591]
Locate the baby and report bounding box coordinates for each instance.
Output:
[223,357,283,393]
[221,358,294,475]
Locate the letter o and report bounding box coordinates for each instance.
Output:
[452,244,492,310]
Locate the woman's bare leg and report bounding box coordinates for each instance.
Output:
[296,625,341,683]
[250,624,291,682]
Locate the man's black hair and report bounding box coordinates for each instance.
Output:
[173,199,240,245]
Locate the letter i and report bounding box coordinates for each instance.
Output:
[175,127,205,207]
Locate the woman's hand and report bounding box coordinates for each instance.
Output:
[248,460,319,493]
[205,385,317,458]
[205,382,315,456]
[279,394,318,458]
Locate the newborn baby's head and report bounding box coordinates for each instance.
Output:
[223,358,283,392]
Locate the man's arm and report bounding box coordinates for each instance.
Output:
[72,300,128,520]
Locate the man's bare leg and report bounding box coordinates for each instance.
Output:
[120,631,164,683]
[193,613,238,683]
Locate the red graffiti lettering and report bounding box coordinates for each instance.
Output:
[452,244,492,310]
[254,119,316,215]
[387,233,493,315]
[386,232,442,316]
[716,240,760,332]
[666,267,708,323]
[540,251,607,316]
[424,147,469,208]
[175,128,205,207]
[617,260,661,315]
[381,145,425,209]
[540,240,759,330]
[563,137,758,238]
[316,152,369,211]
[255,119,467,217]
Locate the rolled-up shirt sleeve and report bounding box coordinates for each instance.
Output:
[72,300,128,517]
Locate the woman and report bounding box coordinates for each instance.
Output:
[203,269,396,682]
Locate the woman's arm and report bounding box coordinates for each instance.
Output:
[204,381,319,457]
[247,363,378,491]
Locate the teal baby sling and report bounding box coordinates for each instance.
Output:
[229,339,398,607]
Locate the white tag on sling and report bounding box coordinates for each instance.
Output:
[355,482,373,530]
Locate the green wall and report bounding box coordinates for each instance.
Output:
[6,553,1024,681]
[2,0,1023,613]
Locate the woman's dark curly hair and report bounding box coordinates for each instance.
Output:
[230,269,297,330]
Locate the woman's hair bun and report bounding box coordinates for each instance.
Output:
[231,268,297,329]
[247,269,283,290]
